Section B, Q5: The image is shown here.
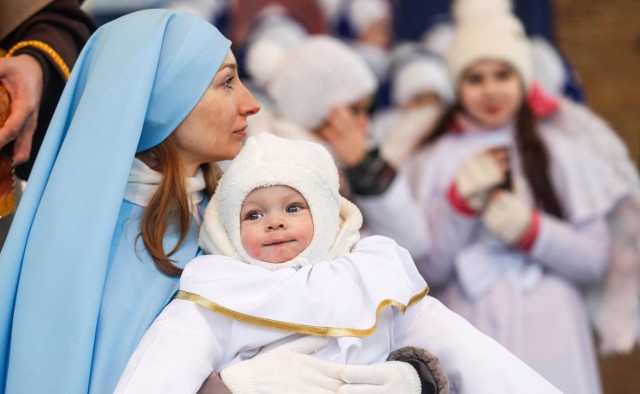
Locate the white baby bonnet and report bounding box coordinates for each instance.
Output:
[199,133,362,270]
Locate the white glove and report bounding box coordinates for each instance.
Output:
[220,336,342,394]
[338,361,421,394]
[482,191,533,245]
[455,151,505,210]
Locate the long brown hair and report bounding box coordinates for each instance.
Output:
[422,101,565,219]
[136,134,222,276]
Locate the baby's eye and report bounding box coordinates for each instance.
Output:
[287,204,303,213]
[246,211,262,220]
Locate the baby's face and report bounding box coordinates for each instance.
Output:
[240,186,314,264]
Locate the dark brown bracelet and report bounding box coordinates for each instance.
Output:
[345,147,397,196]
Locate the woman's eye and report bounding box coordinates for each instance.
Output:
[287,204,303,213]
[465,74,483,85]
[224,77,234,89]
[495,70,511,80]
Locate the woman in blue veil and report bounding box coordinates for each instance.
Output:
[0,9,436,393]
[0,9,249,392]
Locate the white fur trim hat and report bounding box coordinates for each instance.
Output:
[530,36,566,96]
[348,0,391,35]
[268,35,377,130]
[392,56,454,106]
[244,7,309,88]
[199,133,345,270]
[446,0,532,88]
[421,21,454,58]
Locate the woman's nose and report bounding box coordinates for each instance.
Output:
[239,81,261,116]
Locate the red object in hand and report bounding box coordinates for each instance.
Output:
[0,84,16,217]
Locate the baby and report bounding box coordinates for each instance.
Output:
[116,133,559,393]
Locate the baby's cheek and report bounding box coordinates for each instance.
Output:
[241,234,263,260]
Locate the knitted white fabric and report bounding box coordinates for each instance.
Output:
[244,8,308,88]
[199,133,362,270]
[316,0,345,25]
[421,21,454,58]
[446,0,532,87]
[392,56,454,105]
[530,36,566,97]
[347,0,391,34]
[245,38,290,89]
[246,6,308,48]
[268,35,377,130]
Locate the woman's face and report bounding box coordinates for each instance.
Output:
[173,51,260,175]
[458,60,523,129]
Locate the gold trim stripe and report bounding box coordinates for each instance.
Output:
[6,40,70,80]
[176,285,429,338]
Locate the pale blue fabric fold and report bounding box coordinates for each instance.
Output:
[0,9,230,393]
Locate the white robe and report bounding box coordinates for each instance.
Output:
[400,117,628,394]
[116,236,559,394]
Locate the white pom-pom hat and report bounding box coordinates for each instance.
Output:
[347,0,391,35]
[392,56,454,106]
[530,36,566,96]
[268,35,377,130]
[446,0,532,88]
[199,133,362,270]
[421,21,454,58]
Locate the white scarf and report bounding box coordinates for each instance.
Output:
[124,158,206,222]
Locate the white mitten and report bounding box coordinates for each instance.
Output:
[482,191,533,245]
[220,336,342,394]
[455,151,505,210]
[339,361,421,394]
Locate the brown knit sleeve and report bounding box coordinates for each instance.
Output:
[3,0,95,81]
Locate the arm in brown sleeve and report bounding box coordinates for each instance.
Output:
[1,0,95,179]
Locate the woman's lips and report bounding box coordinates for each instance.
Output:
[484,106,501,115]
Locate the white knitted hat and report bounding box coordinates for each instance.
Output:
[244,7,309,88]
[446,0,532,88]
[392,56,454,106]
[316,0,345,25]
[347,0,391,35]
[530,36,566,96]
[268,35,377,130]
[421,21,454,58]
[199,133,360,270]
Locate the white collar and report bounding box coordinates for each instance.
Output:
[124,158,206,214]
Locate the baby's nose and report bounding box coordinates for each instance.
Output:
[267,218,286,230]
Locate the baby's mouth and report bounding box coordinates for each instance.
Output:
[264,239,295,247]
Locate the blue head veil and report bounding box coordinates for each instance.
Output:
[0,9,230,392]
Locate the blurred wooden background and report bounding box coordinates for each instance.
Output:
[555,0,640,166]
[555,1,640,391]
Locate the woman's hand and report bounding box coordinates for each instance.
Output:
[453,148,508,211]
[339,361,421,394]
[0,55,44,165]
[482,190,537,247]
[219,335,422,393]
[220,336,343,393]
[318,106,369,167]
